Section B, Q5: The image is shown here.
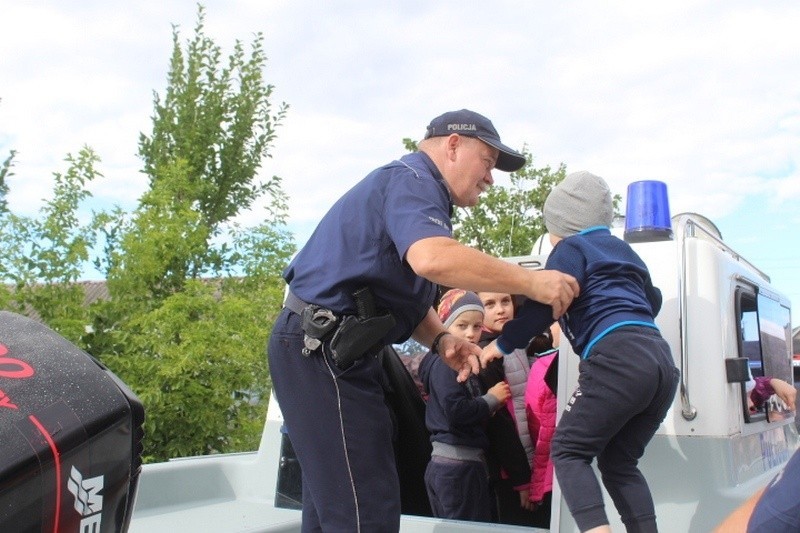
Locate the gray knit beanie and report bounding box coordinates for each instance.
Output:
[544,171,613,237]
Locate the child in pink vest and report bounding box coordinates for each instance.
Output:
[524,325,560,528]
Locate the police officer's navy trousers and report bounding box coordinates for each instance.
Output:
[551,326,679,533]
[268,307,401,533]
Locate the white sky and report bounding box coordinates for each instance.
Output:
[1,1,799,325]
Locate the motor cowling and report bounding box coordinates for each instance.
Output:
[0,311,144,533]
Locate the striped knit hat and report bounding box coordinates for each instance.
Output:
[437,289,484,328]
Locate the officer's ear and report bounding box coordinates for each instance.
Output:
[445,134,462,162]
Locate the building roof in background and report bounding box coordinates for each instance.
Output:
[5,281,109,324]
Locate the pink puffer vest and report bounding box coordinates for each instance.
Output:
[524,351,557,502]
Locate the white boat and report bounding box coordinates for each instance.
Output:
[1,211,796,532]
[128,212,799,532]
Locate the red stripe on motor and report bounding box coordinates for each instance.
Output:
[29,414,62,533]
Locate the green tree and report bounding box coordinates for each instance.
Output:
[0,5,294,462]
[0,149,13,214]
[107,278,278,460]
[137,5,288,281]
[87,5,293,461]
[0,146,14,310]
[0,148,102,341]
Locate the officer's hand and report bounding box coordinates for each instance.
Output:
[529,270,580,319]
[438,334,481,382]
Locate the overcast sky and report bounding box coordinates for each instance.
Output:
[1,1,799,325]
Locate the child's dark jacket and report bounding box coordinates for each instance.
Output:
[419,349,494,450]
[498,227,662,358]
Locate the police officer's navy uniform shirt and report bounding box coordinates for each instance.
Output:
[748,447,800,532]
[283,151,453,344]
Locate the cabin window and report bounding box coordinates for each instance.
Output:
[735,287,793,423]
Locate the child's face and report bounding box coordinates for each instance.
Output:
[446,310,485,343]
[478,292,514,333]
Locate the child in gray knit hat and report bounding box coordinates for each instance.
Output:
[481,171,680,533]
[542,170,614,238]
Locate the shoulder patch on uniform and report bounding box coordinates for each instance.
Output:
[427,216,449,231]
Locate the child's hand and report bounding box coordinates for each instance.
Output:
[480,340,504,368]
[770,378,797,411]
[518,488,535,511]
[488,381,511,403]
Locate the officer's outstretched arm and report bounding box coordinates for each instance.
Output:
[406,236,578,318]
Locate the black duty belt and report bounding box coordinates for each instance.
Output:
[282,287,396,369]
[283,290,310,316]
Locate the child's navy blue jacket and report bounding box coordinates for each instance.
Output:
[419,350,497,450]
[498,227,662,359]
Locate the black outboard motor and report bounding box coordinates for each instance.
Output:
[0,311,145,533]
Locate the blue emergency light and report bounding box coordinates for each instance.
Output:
[624,180,673,243]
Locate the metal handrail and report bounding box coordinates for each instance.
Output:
[676,215,697,421]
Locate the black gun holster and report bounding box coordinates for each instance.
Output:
[295,286,395,370]
[329,312,396,370]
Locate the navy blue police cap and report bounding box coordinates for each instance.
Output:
[424,109,526,172]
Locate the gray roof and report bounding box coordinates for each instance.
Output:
[4,280,109,324]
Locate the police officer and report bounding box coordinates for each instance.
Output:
[268,109,579,532]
